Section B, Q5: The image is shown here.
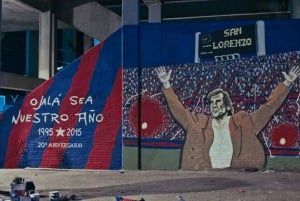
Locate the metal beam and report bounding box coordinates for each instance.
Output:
[0,72,45,91]
[142,0,161,5]
[16,0,49,11]
[143,0,161,23]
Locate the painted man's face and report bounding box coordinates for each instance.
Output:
[209,93,227,119]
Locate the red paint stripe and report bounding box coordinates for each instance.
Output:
[85,68,123,169]
[4,79,53,168]
[288,93,299,99]
[123,141,183,148]
[39,43,104,168]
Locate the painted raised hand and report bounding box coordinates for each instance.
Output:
[282,65,300,87]
[155,66,172,89]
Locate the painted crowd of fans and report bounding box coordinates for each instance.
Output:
[123,51,300,149]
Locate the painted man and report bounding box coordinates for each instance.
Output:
[156,66,300,170]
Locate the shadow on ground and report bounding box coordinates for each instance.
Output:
[37,177,249,200]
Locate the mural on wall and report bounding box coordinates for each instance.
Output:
[0,30,123,169]
[123,51,300,170]
[1,19,300,170]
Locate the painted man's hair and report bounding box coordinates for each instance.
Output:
[207,88,234,115]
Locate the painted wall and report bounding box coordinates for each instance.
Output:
[0,30,123,169]
[0,19,299,170]
[123,20,300,170]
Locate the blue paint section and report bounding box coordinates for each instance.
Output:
[122,25,140,68]
[0,100,24,167]
[138,21,256,66]
[265,20,300,54]
[134,20,300,67]
[109,127,123,169]
[98,30,123,170]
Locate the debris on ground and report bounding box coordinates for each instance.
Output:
[55,194,82,201]
[175,195,185,201]
[115,196,145,201]
[10,176,39,201]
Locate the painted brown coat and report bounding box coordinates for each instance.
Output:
[162,82,290,170]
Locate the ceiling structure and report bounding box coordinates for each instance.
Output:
[2,0,291,32]
[0,0,293,91]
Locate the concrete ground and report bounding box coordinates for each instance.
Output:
[0,168,300,201]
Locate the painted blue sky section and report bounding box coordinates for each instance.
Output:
[122,20,300,68]
[265,20,300,54]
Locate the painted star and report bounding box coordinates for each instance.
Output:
[56,127,65,136]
